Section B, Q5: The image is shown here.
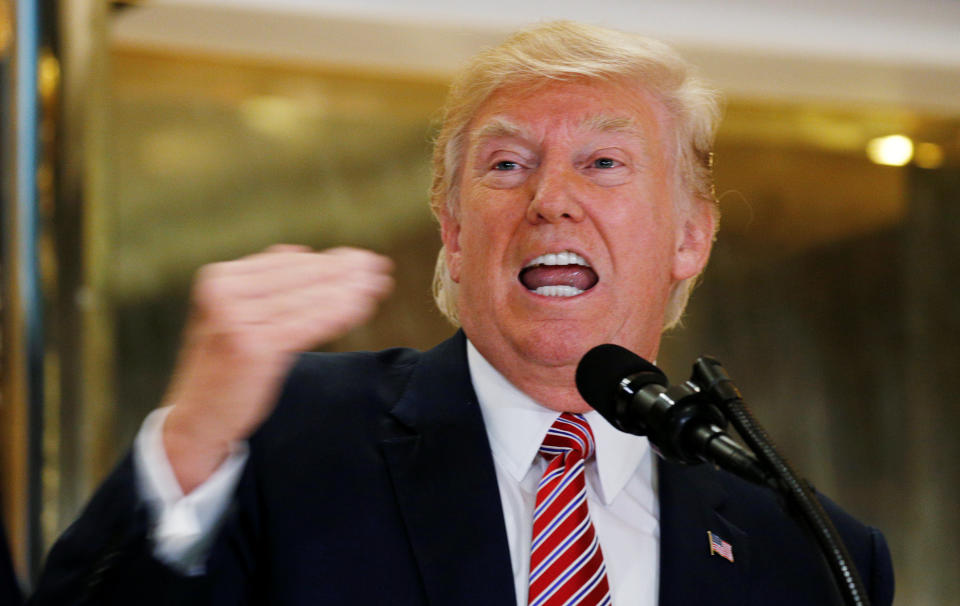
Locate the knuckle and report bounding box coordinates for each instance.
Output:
[191,264,239,317]
[192,280,224,311]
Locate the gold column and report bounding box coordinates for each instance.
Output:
[51,0,112,544]
[0,0,110,583]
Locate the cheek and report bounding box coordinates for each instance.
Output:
[459,195,517,259]
[610,209,678,283]
[453,220,494,286]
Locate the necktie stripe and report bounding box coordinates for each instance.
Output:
[529,515,591,582]
[531,491,587,551]
[530,531,602,605]
[565,561,609,606]
[544,417,595,457]
[546,428,588,453]
[537,466,566,491]
[532,490,587,550]
[528,413,612,606]
[533,462,585,521]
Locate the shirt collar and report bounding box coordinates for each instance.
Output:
[466,339,652,505]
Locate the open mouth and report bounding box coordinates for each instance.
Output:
[518,251,599,297]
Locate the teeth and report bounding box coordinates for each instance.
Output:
[525,251,589,268]
[535,285,584,297]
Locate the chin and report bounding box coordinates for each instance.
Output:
[512,322,600,368]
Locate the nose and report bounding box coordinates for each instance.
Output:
[525,164,586,224]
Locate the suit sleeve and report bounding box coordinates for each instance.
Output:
[27,352,345,605]
[866,526,895,606]
[135,407,249,574]
[26,352,342,605]
[28,455,213,605]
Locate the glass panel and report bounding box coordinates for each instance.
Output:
[107,50,454,456]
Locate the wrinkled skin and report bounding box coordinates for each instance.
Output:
[440,79,715,412]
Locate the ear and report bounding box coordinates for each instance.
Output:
[439,206,463,283]
[671,198,716,282]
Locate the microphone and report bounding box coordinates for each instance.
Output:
[577,346,872,606]
[575,344,771,486]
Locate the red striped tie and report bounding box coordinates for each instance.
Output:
[528,413,612,606]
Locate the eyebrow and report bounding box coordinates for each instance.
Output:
[471,114,646,144]
[473,117,524,143]
[580,114,646,140]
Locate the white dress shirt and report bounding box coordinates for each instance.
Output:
[133,339,660,605]
[466,342,660,606]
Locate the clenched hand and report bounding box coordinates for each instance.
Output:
[161,245,394,493]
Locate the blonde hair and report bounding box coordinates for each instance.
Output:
[430,21,722,329]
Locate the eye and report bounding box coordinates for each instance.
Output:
[493,160,520,171]
[584,152,632,187]
[592,157,619,169]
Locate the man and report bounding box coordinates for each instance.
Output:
[31,21,893,605]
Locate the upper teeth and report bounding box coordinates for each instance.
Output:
[534,285,584,297]
[525,251,590,268]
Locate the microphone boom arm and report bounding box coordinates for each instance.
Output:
[690,357,872,606]
[574,344,873,606]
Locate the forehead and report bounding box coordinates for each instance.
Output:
[465,78,672,148]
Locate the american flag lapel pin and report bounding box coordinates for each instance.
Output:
[708,531,735,563]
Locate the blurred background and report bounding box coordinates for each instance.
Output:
[1,0,958,603]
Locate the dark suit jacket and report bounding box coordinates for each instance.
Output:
[30,331,894,605]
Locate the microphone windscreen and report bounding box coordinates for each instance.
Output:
[575,344,667,413]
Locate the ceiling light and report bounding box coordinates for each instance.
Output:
[866,135,914,167]
[239,95,305,140]
[914,142,944,170]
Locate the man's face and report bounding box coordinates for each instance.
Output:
[440,78,713,380]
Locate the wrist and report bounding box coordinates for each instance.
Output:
[162,406,233,494]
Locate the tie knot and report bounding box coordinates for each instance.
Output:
[540,413,596,461]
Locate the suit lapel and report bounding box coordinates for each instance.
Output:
[380,332,516,606]
[658,460,750,606]
[377,332,755,606]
